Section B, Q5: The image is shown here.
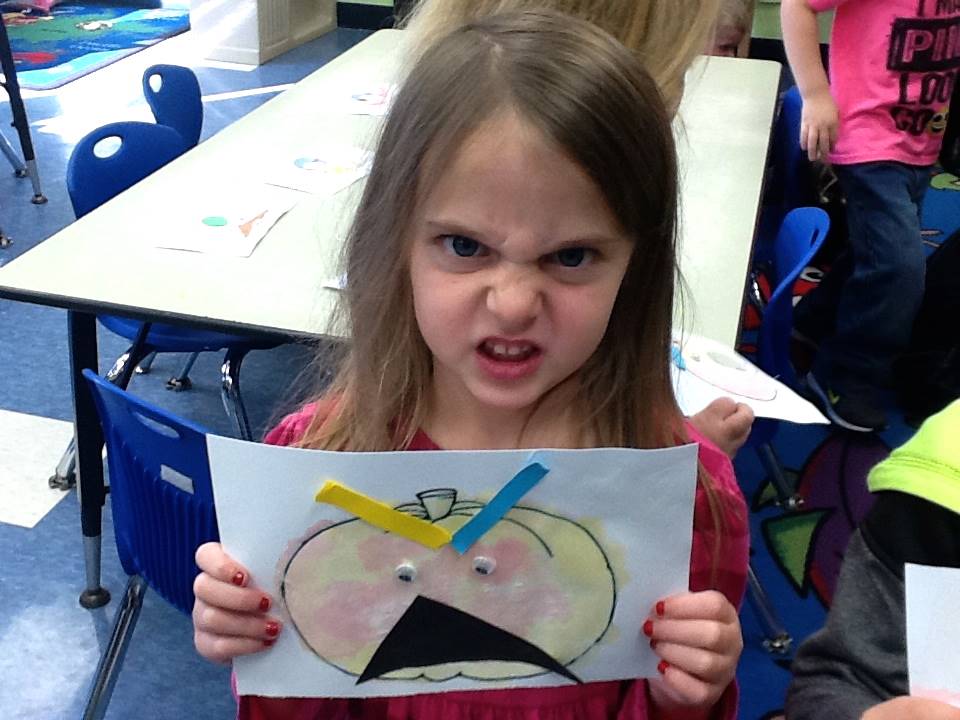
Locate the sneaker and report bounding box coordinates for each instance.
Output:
[804,370,888,432]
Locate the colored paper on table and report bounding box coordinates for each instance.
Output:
[264,146,373,196]
[156,185,299,257]
[207,436,699,698]
[343,83,397,116]
[906,563,960,707]
[671,333,827,424]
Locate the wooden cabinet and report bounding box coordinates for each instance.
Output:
[191,0,336,65]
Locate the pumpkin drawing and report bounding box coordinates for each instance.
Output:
[280,488,617,683]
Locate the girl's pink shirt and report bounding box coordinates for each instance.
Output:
[237,403,749,720]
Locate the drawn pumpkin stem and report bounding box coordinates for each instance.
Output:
[416,488,457,521]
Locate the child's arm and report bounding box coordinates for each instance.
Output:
[781,0,838,161]
[785,529,907,718]
[688,398,754,459]
[193,542,284,663]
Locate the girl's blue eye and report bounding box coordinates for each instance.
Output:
[554,247,589,267]
[443,235,482,258]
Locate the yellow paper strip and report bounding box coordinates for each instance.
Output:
[315,480,452,549]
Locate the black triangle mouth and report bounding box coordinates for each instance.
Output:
[357,595,582,685]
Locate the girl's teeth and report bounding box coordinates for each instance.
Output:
[485,342,532,359]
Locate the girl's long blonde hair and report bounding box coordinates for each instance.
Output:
[299,9,726,567]
[398,0,722,113]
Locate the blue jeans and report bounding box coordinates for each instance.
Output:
[794,161,928,388]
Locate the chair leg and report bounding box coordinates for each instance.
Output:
[48,436,78,490]
[757,442,804,511]
[221,348,253,440]
[52,324,154,490]
[747,562,792,654]
[135,351,157,375]
[82,575,148,720]
[167,351,199,391]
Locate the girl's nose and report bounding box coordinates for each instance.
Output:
[485,266,542,330]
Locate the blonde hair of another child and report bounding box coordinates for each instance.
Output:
[398,0,722,113]
[298,10,727,564]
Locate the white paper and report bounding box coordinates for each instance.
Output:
[672,333,827,424]
[263,145,372,196]
[208,436,699,698]
[156,185,299,257]
[906,563,960,707]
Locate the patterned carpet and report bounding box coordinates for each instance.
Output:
[3,2,188,89]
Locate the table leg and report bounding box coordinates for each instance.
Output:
[68,311,111,609]
[0,16,47,204]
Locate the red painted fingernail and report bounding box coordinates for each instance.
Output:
[265,621,280,638]
[657,660,669,675]
[656,600,665,617]
[259,596,271,612]
[263,639,275,647]
[231,571,245,586]
[642,620,654,638]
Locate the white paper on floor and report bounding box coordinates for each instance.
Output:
[0,410,74,528]
[672,333,828,425]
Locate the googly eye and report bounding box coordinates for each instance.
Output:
[395,563,417,583]
[472,556,496,576]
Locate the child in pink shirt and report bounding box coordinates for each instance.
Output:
[782,0,960,431]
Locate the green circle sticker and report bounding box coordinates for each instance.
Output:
[202,216,228,227]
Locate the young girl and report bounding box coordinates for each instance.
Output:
[709,0,753,57]
[399,0,756,458]
[192,11,749,719]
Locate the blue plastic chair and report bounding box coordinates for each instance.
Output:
[51,121,279,489]
[751,85,813,276]
[142,64,203,148]
[66,121,277,439]
[80,368,218,720]
[743,207,830,654]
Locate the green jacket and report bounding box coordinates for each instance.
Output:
[786,401,960,720]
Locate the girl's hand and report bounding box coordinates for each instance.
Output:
[689,398,755,459]
[192,542,283,664]
[800,88,839,162]
[644,591,743,715]
[862,697,960,720]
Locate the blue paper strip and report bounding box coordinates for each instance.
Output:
[671,345,686,370]
[451,460,550,554]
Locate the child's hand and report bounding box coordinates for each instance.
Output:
[689,398,755,459]
[862,697,960,720]
[800,88,839,162]
[192,542,283,664]
[644,591,743,714]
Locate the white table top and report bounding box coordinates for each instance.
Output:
[0,30,780,347]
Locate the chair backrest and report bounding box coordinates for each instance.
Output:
[142,63,203,148]
[774,86,809,214]
[758,206,830,389]
[82,369,218,615]
[66,121,188,219]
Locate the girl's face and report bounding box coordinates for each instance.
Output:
[408,112,633,423]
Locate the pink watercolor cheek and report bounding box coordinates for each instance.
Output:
[468,537,535,584]
[356,532,433,574]
[295,577,417,660]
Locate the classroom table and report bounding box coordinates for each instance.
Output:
[0,29,781,607]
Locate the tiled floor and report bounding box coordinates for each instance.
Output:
[0,21,369,719]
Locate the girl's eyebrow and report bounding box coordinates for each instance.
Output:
[423,219,624,249]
